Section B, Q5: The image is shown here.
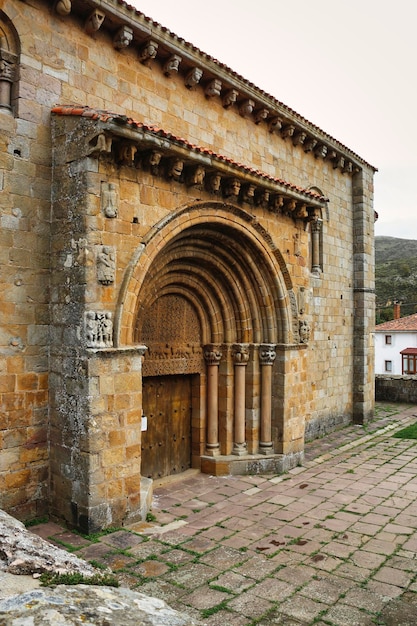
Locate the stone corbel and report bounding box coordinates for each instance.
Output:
[206,172,222,194]
[166,157,184,181]
[283,199,297,216]
[187,164,205,187]
[143,150,162,175]
[163,54,182,76]
[222,89,238,109]
[54,0,71,15]
[343,161,353,174]
[239,99,255,118]
[85,9,105,35]
[205,79,222,98]
[270,195,284,214]
[292,131,306,147]
[113,25,133,50]
[118,143,137,165]
[281,124,295,140]
[223,178,241,198]
[185,67,203,89]
[139,40,158,65]
[242,184,256,205]
[254,108,269,124]
[294,203,308,220]
[268,116,283,133]
[314,144,327,159]
[89,133,112,154]
[303,138,317,153]
[255,189,270,208]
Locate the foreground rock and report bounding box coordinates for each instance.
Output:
[0,585,198,625]
[0,510,95,576]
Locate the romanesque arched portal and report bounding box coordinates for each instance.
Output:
[117,202,300,477]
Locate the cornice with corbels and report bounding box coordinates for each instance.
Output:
[52,0,375,174]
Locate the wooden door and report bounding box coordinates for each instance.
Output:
[141,375,192,479]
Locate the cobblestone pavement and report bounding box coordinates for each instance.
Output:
[32,402,417,625]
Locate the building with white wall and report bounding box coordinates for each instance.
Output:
[375,313,417,375]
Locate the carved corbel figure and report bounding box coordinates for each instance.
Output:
[299,319,311,344]
[268,116,283,133]
[144,150,162,175]
[239,99,255,118]
[185,67,203,89]
[343,161,353,174]
[335,156,345,170]
[283,199,297,216]
[254,108,269,124]
[163,54,182,76]
[118,143,137,165]
[205,79,222,98]
[242,184,256,205]
[255,189,270,208]
[303,138,317,153]
[85,9,105,35]
[54,0,71,15]
[113,25,133,49]
[187,164,205,187]
[270,195,284,213]
[167,158,184,181]
[295,204,308,220]
[89,133,112,154]
[223,178,241,199]
[314,144,327,159]
[206,172,222,194]
[222,89,238,109]
[281,124,295,139]
[139,40,158,65]
[292,131,306,147]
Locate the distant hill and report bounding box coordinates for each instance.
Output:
[375,236,417,322]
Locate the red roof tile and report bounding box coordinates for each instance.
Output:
[375,313,417,332]
[51,105,328,203]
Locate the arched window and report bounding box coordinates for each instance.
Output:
[0,12,19,114]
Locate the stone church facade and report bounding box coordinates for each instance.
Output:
[1,0,375,532]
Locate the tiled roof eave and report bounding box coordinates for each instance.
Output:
[63,0,376,173]
[52,105,328,215]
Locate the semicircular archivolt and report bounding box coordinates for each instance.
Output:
[134,220,288,347]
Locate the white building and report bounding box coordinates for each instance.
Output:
[375,313,417,375]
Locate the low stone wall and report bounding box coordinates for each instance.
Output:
[375,374,417,404]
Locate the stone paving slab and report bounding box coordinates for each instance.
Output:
[29,402,417,625]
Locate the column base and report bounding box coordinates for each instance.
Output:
[232,442,247,456]
[201,450,304,476]
[205,444,220,457]
[259,442,273,455]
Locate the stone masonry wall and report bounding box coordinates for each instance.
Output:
[0,0,375,524]
[375,375,417,404]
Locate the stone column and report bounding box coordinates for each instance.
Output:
[259,343,276,454]
[232,343,249,456]
[311,218,322,275]
[203,344,222,456]
[0,50,17,111]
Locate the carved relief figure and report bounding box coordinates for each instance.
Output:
[85,311,113,348]
[206,173,222,194]
[224,178,241,199]
[163,54,181,76]
[187,165,205,187]
[299,319,310,344]
[97,246,115,285]
[101,182,118,218]
[167,158,183,181]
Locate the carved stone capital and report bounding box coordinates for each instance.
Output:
[232,343,250,366]
[113,25,133,50]
[203,344,222,365]
[259,344,276,366]
[0,50,18,82]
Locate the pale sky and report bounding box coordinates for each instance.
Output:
[129,0,417,240]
